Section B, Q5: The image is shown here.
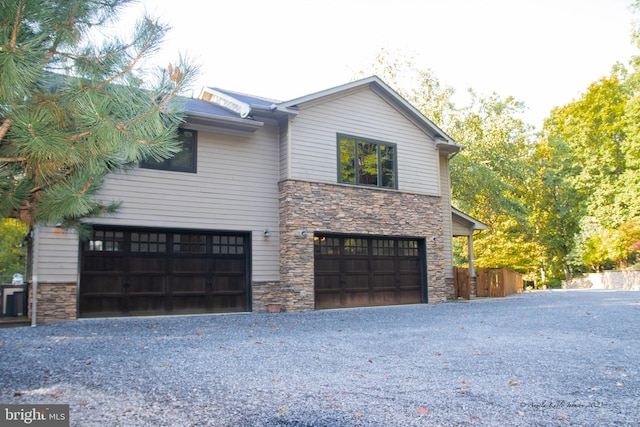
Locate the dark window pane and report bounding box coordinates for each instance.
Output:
[140,129,197,173]
[358,141,378,186]
[344,238,368,255]
[380,145,395,188]
[339,137,356,184]
[373,239,394,256]
[337,134,396,189]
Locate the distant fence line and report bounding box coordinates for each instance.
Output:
[563,271,640,291]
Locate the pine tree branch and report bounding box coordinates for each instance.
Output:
[10,0,26,49]
[95,21,156,91]
[29,166,76,194]
[0,118,13,142]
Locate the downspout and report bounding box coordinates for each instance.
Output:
[30,226,39,327]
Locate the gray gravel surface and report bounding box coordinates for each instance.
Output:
[1,290,639,426]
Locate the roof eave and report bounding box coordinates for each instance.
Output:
[452,207,489,231]
[184,111,264,133]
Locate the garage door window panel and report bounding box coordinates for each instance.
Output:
[131,232,166,253]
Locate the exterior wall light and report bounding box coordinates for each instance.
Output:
[263,229,271,237]
[299,229,308,238]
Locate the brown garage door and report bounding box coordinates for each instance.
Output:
[314,234,425,309]
[79,227,249,317]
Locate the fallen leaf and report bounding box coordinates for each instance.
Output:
[79,402,90,407]
[471,415,480,420]
[51,393,60,398]
[616,382,625,387]
[508,381,519,387]
[271,378,280,382]
[435,352,442,356]
[354,414,363,419]
[417,407,429,414]
[558,414,569,420]
[368,359,373,363]
[278,409,288,414]
[161,363,169,368]
[13,392,23,397]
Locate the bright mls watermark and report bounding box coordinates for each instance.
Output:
[0,405,69,426]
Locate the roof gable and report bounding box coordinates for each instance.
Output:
[276,76,462,152]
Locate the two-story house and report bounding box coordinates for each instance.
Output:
[27,76,486,324]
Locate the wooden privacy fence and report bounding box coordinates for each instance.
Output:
[453,266,471,300]
[476,268,523,297]
[454,267,523,299]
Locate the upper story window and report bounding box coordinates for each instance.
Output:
[140,129,197,173]
[337,134,397,189]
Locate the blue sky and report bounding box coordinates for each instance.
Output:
[116,0,638,127]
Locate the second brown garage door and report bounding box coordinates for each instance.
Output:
[314,234,426,309]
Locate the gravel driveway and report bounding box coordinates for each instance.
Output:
[1,290,639,426]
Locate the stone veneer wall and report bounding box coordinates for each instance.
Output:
[252,281,285,312]
[28,282,77,324]
[278,180,451,311]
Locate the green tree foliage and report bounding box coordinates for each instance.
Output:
[0,218,27,278]
[543,65,640,271]
[528,136,586,280]
[449,92,537,273]
[0,0,196,230]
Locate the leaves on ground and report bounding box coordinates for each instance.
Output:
[508,380,519,386]
[417,407,429,414]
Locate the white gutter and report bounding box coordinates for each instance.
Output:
[30,226,39,327]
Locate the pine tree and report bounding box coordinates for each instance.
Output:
[0,0,196,230]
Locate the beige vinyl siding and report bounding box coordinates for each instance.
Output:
[452,219,472,236]
[35,226,80,283]
[288,88,440,195]
[279,119,291,180]
[439,154,454,278]
[89,124,281,281]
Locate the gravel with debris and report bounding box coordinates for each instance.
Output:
[1,290,639,426]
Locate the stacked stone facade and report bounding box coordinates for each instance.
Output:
[277,180,452,311]
[28,282,77,324]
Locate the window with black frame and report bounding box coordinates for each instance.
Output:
[337,134,397,189]
[140,129,197,173]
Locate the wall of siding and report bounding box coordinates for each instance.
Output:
[36,124,281,283]
[288,88,441,196]
[34,226,81,283]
